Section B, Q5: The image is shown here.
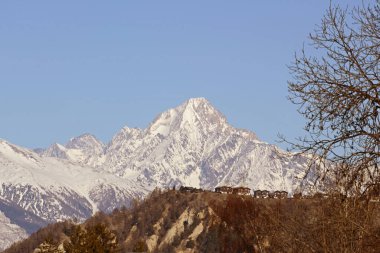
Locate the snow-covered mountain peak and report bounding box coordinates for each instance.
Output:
[109,126,143,148]
[41,136,105,167]
[37,98,309,193]
[147,97,228,137]
[0,139,148,248]
[66,133,104,152]
[42,143,68,159]
[186,97,208,105]
[119,126,143,136]
[182,97,227,125]
[0,98,319,249]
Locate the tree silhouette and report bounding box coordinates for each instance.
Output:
[285,1,380,195]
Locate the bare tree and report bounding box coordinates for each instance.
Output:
[285,1,380,195]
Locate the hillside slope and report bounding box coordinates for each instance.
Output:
[1,97,317,249]
[0,139,148,251]
[3,190,379,253]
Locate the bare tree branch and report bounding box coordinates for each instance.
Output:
[285,1,380,195]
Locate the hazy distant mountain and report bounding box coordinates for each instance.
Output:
[42,133,106,167]
[0,97,314,250]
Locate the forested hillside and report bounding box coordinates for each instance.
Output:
[3,189,380,253]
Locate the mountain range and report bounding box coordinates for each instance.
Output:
[0,97,312,251]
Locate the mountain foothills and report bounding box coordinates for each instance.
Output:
[4,190,380,253]
[0,140,147,251]
[0,98,313,251]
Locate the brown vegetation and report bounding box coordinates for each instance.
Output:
[3,189,379,253]
[211,194,380,252]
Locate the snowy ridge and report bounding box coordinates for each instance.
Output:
[42,134,106,167]
[40,97,309,193]
[0,140,148,250]
[0,97,314,250]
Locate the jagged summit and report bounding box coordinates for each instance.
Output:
[67,133,101,146]
[41,134,105,167]
[147,97,228,137]
[186,96,208,104]
[38,97,307,193]
[0,98,314,250]
[184,97,221,113]
[66,133,104,152]
[35,98,309,193]
[42,142,68,159]
[182,97,228,125]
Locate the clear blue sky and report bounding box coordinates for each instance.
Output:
[0,1,360,149]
